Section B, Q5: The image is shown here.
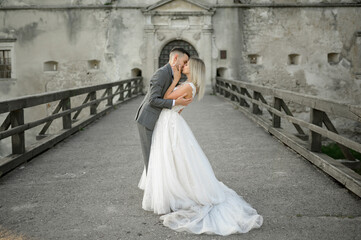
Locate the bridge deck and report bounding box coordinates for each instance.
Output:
[0,93,360,240]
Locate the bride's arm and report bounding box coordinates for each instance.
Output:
[164,84,193,100]
[163,76,179,99]
[164,64,193,100]
[164,63,182,99]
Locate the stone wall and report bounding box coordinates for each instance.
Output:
[239,6,361,104]
[0,7,144,99]
[1,0,359,102]
[0,0,360,155]
[237,5,361,139]
[0,5,145,156]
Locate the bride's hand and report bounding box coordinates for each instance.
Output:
[171,61,181,83]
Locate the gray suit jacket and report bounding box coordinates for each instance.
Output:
[135,63,174,130]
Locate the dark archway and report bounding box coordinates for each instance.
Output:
[159,40,198,68]
[159,40,198,81]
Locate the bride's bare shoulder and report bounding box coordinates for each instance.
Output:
[170,83,193,99]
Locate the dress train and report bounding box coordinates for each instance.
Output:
[138,82,263,235]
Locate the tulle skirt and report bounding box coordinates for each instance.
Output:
[138,109,263,235]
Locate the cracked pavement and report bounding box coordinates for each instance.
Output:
[0,90,360,240]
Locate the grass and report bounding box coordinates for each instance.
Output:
[322,142,361,175]
[321,142,361,160]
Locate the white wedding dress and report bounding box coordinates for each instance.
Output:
[138,82,263,235]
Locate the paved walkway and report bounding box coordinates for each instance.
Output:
[0,92,360,240]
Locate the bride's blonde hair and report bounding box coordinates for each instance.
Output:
[189,57,205,100]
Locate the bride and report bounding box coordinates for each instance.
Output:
[138,57,263,235]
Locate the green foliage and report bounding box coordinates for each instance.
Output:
[322,142,361,175]
[321,142,361,160]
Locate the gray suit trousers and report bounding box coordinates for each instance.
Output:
[137,123,153,173]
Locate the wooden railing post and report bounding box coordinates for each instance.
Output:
[240,87,246,107]
[132,81,137,95]
[10,109,25,154]
[137,78,141,95]
[118,83,124,102]
[90,91,97,115]
[140,77,144,95]
[252,91,262,115]
[310,108,323,152]
[215,78,219,93]
[231,84,237,101]
[127,82,132,98]
[62,98,72,129]
[224,83,231,98]
[273,97,282,128]
[219,80,224,96]
[233,85,241,103]
[106,87,113,106]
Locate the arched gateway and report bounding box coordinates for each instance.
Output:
[142,0,214,87]
[159,40,198,81]
[158,40,198,68]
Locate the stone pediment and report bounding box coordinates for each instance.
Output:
[144,0,212,13]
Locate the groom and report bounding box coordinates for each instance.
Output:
[135,47,191,173]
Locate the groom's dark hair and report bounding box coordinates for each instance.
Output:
[170,47,190,58]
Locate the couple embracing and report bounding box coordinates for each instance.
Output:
[134,47,263,236]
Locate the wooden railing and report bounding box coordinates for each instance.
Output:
[215,77,361,197]
[0,77,143,176]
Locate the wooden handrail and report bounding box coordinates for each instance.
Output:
[0,76,143,177]
[217,77,361,122]
[216,77,361,153]
[215,77,361,198]
[0,78,138,114]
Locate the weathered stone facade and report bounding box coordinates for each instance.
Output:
[0,0,360,101]
[0,0,360,154]
[240,6,361,103]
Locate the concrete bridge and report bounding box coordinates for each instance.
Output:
[0,78,361,239]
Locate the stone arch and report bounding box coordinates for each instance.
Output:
[159,40,198,81]
[158,40,198,68]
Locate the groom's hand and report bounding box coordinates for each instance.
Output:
[175,94,192,106]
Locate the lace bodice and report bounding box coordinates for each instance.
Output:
[171,82,196,112]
